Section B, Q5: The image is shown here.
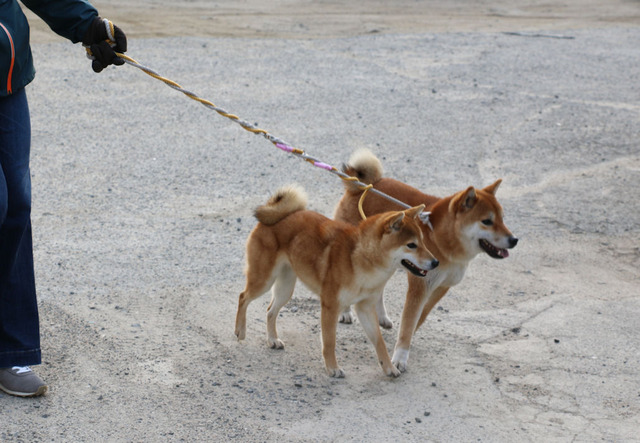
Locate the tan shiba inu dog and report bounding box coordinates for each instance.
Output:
[235,185,439,378]
[334,150,518,372]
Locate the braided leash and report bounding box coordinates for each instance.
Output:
[88,22,431,226]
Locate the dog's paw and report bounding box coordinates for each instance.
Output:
[393,360,408,373]
[386,365,401,378]
[268,338,285,349]
[327,367,346,378]
[339,310,355,324]
[234,326,246,341]
[378,315,393,330]
[391,348,410,373]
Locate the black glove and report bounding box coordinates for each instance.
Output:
[82,17,127,73]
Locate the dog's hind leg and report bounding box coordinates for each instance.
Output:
[235,275,276,341]
[355,296,400,377]
[341,291,393,329]
[235,242,279,341]
[339,307,356,324]
[375,291,393,329]
[266,265,297,349]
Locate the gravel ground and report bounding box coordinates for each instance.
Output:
[1,2,639,442]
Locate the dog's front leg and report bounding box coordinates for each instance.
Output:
[320,300,344,378]
[416,285,450,330]
[392,279,449,372]
[392,275,429,372]
[355,298,400,377]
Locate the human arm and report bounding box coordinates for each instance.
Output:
[20,0,97,43]
[20,0,127,72]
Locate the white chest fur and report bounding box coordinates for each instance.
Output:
[427,262,468,290]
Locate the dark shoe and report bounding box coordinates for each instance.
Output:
[0,366,48,397]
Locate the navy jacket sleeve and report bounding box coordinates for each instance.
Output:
[21,0,98,43]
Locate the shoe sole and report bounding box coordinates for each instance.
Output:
[0,384,48,397]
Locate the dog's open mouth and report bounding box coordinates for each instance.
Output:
[479,239,509,259]
[401,259,428,277]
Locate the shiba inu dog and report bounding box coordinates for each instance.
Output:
[333,149,518,371]
[234,185,439,378]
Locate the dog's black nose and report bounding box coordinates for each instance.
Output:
[431,259,439,269]
[509,237,519,248]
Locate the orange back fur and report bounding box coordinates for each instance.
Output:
[249,187,432,296]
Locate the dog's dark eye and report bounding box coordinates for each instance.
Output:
[482,219,493,226]
[407,242,418,249]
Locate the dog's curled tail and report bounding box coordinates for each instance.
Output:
[341,148,383,193]
[254,184,308,226]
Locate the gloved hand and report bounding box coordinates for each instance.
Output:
[82,17,127,73]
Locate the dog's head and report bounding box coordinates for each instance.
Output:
[450,179,518,260]
[379,205,439,276]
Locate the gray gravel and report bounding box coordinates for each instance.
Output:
[1,27,638,441]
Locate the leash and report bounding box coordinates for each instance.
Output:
[87,23,431,226]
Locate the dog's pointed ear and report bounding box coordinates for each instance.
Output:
[385,212,406,232]
[450,186,477,212]
[483,179,502,196]
[404,204,425,219]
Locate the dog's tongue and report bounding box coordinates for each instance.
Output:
[499,248,509,258]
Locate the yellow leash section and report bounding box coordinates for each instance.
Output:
[113,51,431,225]
[341,177,373,221]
